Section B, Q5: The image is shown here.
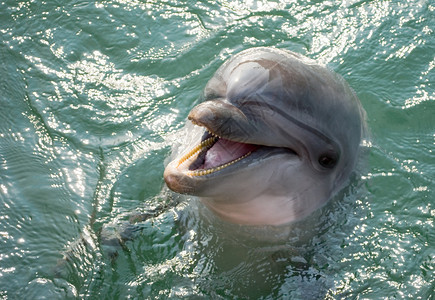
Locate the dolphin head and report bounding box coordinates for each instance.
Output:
[164,47,366,225]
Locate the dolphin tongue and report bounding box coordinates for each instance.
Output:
[203,138,258,169]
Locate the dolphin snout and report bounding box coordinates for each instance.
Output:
[188,100,250,139]
[188,102,219,127]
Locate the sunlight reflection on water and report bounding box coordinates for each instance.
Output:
[0,0,434,298]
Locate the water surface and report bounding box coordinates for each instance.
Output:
[0,0,434,298]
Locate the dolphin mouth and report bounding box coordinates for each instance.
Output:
[175,129,261,177]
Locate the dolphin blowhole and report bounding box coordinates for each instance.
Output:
[164,47,366,226]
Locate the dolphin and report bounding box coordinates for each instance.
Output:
[164,47,366,226]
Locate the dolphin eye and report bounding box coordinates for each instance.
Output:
[318,153,338,169]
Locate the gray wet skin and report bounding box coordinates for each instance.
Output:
[164,47,366,225]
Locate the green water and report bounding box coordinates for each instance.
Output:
[0,0,434,298]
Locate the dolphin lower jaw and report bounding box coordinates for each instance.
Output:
[163,167,196,194]
[163,125,297,196]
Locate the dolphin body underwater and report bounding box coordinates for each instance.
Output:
[164,47,366,226]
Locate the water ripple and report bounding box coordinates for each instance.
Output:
[1,0,434,298]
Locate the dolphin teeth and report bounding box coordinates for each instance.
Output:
[186,151,252,177]
[207,129,217,137]
[176,136,217,167]
[176,131,253,177]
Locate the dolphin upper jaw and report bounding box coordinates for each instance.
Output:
[187,99,341,168]
[187,99,255,143]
